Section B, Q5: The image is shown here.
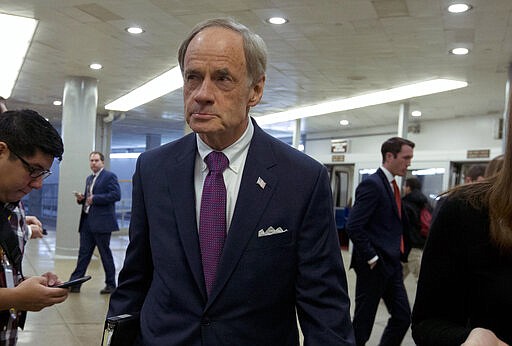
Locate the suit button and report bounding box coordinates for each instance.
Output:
[201,317,211,326]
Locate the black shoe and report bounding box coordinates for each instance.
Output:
[69,286,80,293]
[100,286,116,294]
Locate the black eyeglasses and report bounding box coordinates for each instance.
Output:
[10,149,52,180]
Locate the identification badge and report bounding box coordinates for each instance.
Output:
[1,250,15,288]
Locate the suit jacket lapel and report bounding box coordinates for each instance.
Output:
[166,134,208,300]
[206,122,277,307]
[377,168,400,219]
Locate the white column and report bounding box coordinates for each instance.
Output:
[55,76,98,257]
[292,118,301,149]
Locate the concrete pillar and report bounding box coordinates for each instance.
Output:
[55,77,98,257]
[398,102,409,139]
[396,102,410,190]
[146,133,161,150]
[97,113,113,169]
[292,118,301,149]
[503,64,512,153]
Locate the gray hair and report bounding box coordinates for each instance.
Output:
[178,17,267,86]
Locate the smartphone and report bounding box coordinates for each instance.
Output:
[55,275,91,288]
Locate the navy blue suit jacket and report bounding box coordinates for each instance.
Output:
[345,168,407,275]
[108,119,355,345]
[79,169,121,233]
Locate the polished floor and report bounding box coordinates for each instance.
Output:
[18,230,417,345]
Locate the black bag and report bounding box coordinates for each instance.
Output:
[101,313,140,346]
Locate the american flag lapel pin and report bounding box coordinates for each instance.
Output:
[256,177,266,189]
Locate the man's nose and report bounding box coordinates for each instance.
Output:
[28,177,44,190]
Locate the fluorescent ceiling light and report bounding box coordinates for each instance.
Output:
[255,79,468,125]
[412,168,446,176]
[105,66,183,111]
[89,63,103,70]
[110,152,141,159]
[359,168,377,175]
[411,110,422,117]
[0,13,38,98]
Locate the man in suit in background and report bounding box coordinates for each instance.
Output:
[345,137,414,346]
[108,17,354,345]
[69,151,121,294]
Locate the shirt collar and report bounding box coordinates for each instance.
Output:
[380,166,395,183]
[196,118,254,173]
[93,168,104,176]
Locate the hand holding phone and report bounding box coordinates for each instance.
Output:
[55,275,91,288]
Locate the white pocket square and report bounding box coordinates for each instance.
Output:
[258,226,288,237]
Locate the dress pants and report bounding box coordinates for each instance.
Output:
[70,215,116,287]
[352,261,410,346]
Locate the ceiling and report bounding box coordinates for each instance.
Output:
[2,0,512,150]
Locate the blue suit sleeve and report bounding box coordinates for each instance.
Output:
[345,178,380,262]
[108,158,153,316]
[295,166,355,345]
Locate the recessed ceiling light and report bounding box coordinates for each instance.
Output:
[448,3,472,13]
[267,17,288,25]
[89,63,103,70]
[126,26,144,34]
[411,110,422,117]
[450,47,469,55]
[339,119,349,126]
[53,100,62,106]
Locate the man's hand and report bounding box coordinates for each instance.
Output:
[462,328,509,346]
[26,215,44,238]
[5,275,68,311]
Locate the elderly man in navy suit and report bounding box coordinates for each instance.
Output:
[346,137,414,346]
[108,18,355,345]
[69,151,121,294]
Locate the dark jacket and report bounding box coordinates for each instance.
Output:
[402,189,429,248]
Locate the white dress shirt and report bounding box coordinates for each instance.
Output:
[194,119,254,233]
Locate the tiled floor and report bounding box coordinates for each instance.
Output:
[18,230,417,345]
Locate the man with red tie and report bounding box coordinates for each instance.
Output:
[346,137,415,346]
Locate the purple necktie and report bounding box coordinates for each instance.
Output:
[199,151,229,295]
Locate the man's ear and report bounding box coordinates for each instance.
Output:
[248,75,265,107]
[0,142,8,155]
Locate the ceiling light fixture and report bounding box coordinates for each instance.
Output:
[110,152,141,159]
[267,17,288,25]
[105,66,183,111]
[447,3,472,13]
[339,119,349,126]
[255,79,468,125]
[0,13,38,98]
[126,26,144,34]
[53,100,62,106]
[411,110,422,117]
[450,47,469,55]
[89,63,103,70]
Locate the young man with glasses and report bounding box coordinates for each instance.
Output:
[0,109,68,344]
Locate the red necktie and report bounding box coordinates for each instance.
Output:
[392,179,405,254]
[199,151,229,295]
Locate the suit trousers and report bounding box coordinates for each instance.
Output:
[70,215,116,287]
[353,262,410,346]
